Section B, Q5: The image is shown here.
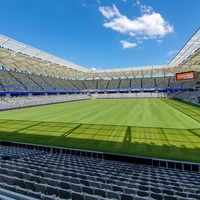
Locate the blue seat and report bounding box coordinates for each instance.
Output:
[71,191,84,200]
[82,186,94,195]
[24,180,35,191]
[94,188,106,198]
[58,188,71,199]
[106,190,120,199]
[121,193,134,200]
[60,181,71,190]
[46,185,59,196]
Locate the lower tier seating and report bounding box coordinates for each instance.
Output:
[0,94,91,110]
[0,145,200,200]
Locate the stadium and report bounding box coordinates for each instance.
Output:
[0,16,200,200]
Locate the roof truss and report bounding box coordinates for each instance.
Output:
[0,28,200,79]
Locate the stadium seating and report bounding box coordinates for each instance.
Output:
[142,78,156,89]
[0,71,27,92]
[9,72,44,92]
[107,79,120,90]
[0,94,91,110]
[54,79,78,91]
[83,80,97,91]
[26,75,56,91]
[97,80,109,90]
[96,93,110,99]
[155,77,169,89]
[169,77,184,89]
[72,80,86,91]
[121,93,137,98]
[107,93,123,98]
[39,76,66,91]
[96,92,166,99]
[170,90,200,104]
[119,79,131,90]
[130,78,142,90]
[0,70,198,93]
[0,69,199,108]
[0,144,200,200]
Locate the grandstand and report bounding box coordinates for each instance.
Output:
[0,28,200,199]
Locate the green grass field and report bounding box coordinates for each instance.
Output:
[0,98,200,163]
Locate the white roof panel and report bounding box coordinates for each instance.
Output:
[0,27,200,79]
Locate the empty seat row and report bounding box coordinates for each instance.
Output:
[0,145,200,200]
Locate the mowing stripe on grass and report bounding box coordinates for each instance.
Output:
[0,98,200,162]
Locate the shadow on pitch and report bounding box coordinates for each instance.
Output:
[0,118,200,163]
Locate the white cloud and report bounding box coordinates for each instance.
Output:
[157,39,162,44]
[129,32,135,36]
[91,67,97,70]
[120,40,137,49]
[167,50,178,56]
[96,0,101,4]
[99,4,174,39]
[140,5,153,14]
[133,0,141,7]
[99,4,121,19]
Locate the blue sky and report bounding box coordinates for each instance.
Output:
[0,0,200,70]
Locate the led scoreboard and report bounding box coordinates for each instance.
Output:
[176,71,195,81]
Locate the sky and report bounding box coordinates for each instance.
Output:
[0,0,200,70]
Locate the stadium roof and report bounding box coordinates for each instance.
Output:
[0,28,200,80]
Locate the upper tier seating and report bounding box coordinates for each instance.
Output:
[0,71,26,92]
[155,77,169,89]
[142,78,156,89]
[119,79,131,90]
[26,75,56,91]
[130,79,142,90]
[83,80,97,90]
[169,77,184,89]
[8,72,43,92]
[71,81,86,91]
[0,70,198,92]
[39,76,66,91]
[107,80,120,90]
[54,79,78,91]
[181,79,197,88]
[97,80,109,90]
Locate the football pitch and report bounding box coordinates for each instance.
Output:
[0,98,200,163]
